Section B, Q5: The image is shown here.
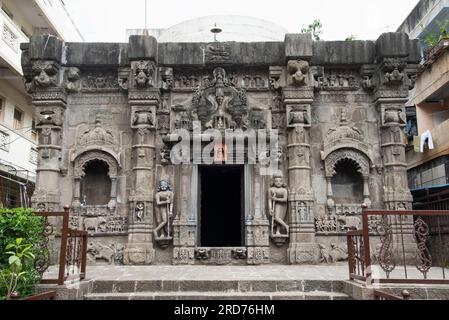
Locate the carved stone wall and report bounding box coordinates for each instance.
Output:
[22,32,419,266]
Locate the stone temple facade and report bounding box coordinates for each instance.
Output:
[21,32,420,266]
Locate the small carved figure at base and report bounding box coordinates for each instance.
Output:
[87,242,115,264]
[231,249,247,260]
[319,244,331,263]
[195,249,211,260]
[319,243,348,263]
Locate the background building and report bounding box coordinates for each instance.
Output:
[398,0,449,209]
[0,0,83,208]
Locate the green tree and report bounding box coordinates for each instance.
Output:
[345,35,357,41]
[301,19,323,41]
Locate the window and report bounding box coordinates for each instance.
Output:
[13,108,23,129]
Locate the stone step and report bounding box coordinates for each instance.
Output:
[84,291,352,300]
[92,279,345,294]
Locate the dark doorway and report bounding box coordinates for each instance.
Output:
[200,165,244,247]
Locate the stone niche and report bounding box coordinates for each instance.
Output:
[22,32,420,265]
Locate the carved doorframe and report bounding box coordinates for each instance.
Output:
[193,164,251,247]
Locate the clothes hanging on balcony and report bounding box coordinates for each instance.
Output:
[420,130,435,152]
[413,135,420,153]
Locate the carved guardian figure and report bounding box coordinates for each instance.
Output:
[268,175,289,241]
[287,60,309,86]
[154,180,174,242]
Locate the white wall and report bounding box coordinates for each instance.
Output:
[0,8,29,75]
[0,79,37,182]
[35,0,84,41]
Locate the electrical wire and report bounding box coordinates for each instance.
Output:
[0,128,33,149]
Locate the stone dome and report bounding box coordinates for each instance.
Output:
[153,15,288,43]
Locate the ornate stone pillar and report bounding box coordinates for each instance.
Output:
[124,36,159,265]
[22,36,66,212]
[373,33,419,262]
[373,33,418,211]
[247,165,270,265]
[283,85,318,264]
[172,164,196,265]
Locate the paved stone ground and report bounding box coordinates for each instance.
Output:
[44,263,449,282]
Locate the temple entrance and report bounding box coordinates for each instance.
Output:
[199,165,244,247]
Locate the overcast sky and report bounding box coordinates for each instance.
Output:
[64,0,419,42]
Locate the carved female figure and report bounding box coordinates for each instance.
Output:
[268,175,289,236]
[154,180,174,240]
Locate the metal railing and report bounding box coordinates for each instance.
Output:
[35,207,88,285]
[347,206,449,285]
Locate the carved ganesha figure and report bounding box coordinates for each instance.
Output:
[268,175,289,237]
[154,180,174,240]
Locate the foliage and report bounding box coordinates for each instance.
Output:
[345,35,357,41]
[421,19,449,48]
[301,19,323,41]
[1,238,36,300]
[0,208,45,299]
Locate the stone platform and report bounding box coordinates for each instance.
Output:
[40,264,449,300]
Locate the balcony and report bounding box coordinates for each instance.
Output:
[0,8,28,76]
[33,0,83,42]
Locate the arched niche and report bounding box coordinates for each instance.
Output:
[72,150,120,211]
[324,148,372,212]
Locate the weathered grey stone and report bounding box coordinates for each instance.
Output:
[376,32,410,59]
[276,280,301,292]
[284,33,313,60]
[311,41,375,65]
[65,43,125,66]
[303,280,333,292]
[179,280,238,292]
[93,280,114,293]
[161,281,180,291]
[29,35,63,61]
[22,28,419,271]
[113,281,136,293]
[128,35,158,61]
[251,281,277,292]
[135,280,163,292]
